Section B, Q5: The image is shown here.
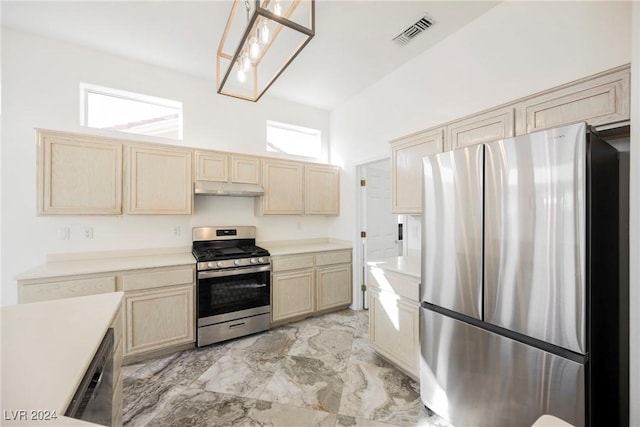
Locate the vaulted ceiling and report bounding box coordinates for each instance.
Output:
[2,1,500,110]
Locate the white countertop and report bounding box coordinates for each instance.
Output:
[1,292,124,426]
[15,248,195,282]
[260,238,352,257]
[367,254,421,278]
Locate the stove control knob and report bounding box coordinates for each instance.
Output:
[207,262,215,268]
[216,262,224,268]
[234,259,241,266]
[250,258,258,264]
[258,257,266,263]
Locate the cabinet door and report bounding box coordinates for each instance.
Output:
[390,127,444,214]
[195,150,228,182]
[231,155,261,184]
[316,264,352,311]
[38,130,122,215]
[126,145,192,214]
[124,284,195,357]
[272,270,314,322]
[369,287,419,378]
[446,107,514,150]
[258,159,304,215]
[515,66,630,135]
[305,164,339,215]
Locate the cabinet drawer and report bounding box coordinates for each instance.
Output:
[19,276,116,303]
[315,250,351,266]
[121,267,194,292]
[272,255,314,272]
[368,268,420,301]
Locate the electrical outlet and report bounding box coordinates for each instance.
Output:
[59,227,70,240]
[172,226,181,237]
[83,226,93,239]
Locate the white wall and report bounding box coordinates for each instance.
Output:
[330,0,632,248]
[1,28,333,306]
[330,0,636,421]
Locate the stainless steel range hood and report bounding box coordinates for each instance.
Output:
[194,181,264,197]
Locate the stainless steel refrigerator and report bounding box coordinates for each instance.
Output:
[419,122,629,427]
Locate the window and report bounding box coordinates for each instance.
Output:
[266,120,322,159]
[80,83,183,140]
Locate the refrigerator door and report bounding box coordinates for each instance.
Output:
[420,308,585,427]
[484,122,587,354]
[422,145,483,319]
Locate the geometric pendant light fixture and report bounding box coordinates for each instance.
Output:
[216,0,315,102]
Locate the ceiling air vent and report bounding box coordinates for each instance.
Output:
[393,16,434,46]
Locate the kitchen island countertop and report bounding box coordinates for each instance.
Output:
[367,253,421,278]
[1,292,124,426]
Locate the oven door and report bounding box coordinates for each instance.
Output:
[197,264,270,326]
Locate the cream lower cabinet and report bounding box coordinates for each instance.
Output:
[121,266,195,362]
[316,250,352,311]
[271,249,352,324]
[272,269,315,322]
[368,266,420,379]
[17,263,196,365]
[18,275,116,303]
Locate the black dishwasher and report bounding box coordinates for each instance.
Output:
[65,328,114,426]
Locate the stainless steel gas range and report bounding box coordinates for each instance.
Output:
[191,226,271,347]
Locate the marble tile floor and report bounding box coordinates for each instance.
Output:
[122,309,453,427]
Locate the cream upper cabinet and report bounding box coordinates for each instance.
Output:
[231,154,261,184]
[446,107,514,150]
[194,150,228,182]
[195,150,261,185]
[305,164,339,215]
[257,159,304,215]
[126,144,193,214]
[515,65,630,135]
[37,130,122,215]
[390,127,444,214]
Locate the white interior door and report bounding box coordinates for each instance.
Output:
[358,158,401,309]
[365,163,400,260]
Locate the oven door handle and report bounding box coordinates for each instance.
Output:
[198,264,271,279]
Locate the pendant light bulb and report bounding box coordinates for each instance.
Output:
[242,52,251,72]
[236,56,246,82]
[249,36,260,61]
[274,0,282,16]
[258,19,270,44]
[237,68,246,83]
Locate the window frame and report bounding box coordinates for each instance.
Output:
[266,120,323,160]
[79,82,184,140]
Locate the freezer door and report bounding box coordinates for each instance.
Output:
[484,122,587,354]
[420,308,585,427]
[422,145,483,319]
